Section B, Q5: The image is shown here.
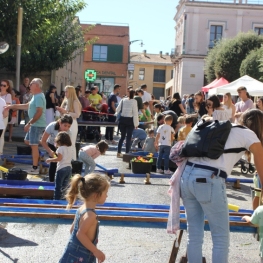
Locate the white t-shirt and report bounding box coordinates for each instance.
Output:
[1,93,12,105]
[212,109,229,121]
[56,146,72,171]
[189,126,260,175]
[142,90,151,103]
[0,98,6,129]
[157,124,175,146]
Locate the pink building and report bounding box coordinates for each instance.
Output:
[167,0,263,96]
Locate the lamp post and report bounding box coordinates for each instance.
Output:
[102,79,105,92]
[129,39,144,47]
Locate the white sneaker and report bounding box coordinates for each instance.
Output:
[156,169,164,174]
[26,168,39,175]
[164,170,173,175]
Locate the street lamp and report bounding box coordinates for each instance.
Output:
[129,39,144,47]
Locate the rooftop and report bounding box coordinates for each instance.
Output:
[130,51,173,65]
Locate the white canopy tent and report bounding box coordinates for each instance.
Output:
[208,75,263,96]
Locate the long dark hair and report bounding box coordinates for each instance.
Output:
[207,95,221,110]
[171,92,181,102]
[54,114,73,130]
[1,79,12,94]
[129,89,135,99]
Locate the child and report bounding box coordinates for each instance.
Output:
[242,206,263,262]
[59,173,110,263]
[153,104,162,129]
[143,129,156,153]
[155,115,175,175]
[131,128,147,151]
[177,116,186,127]
[46,132,73,200]
[178,116,193,141]
[40,114,73,182]
[139,101,152,128]
[78,140,109,174]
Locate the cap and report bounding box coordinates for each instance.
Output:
[114,84,121,89]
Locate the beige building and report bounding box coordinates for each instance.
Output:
[129,51,173,99]
[168,0,263,96]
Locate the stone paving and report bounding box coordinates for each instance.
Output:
[0,125,261,263]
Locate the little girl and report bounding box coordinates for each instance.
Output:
[59,173,110,263]
[40,114,73,182]
[142,129,156,153]
[46,131,73,200]
[78,140,108,175]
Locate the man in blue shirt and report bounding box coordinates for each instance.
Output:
[6,78,46,174]
[131,128,147,151]
[105,84,120,145]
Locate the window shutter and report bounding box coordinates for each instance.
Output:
[107,45,123,62]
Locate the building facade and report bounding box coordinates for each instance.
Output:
[81,23,130,96]
[129,51,173,99]
[168,0,263,96]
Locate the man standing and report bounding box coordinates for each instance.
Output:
[6,78,46,174]
[234,86,254,124]
[105,84,120,144]
[141,83,152,113]
[18,77,30,125]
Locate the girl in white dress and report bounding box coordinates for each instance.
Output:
[206,95,229,121]
[222,92,236,122]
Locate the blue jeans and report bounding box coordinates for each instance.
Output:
[180,164,229,263]
[78,150,96,175]
[54,166,72,200]
[157,145,171,170]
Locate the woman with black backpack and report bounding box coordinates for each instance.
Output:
[179,109,263,263]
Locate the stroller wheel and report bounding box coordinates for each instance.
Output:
[241,166,248,174]
[249,164,255,174]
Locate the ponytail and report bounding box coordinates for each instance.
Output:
[65,174,82,209]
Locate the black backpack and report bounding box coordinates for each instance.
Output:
[179,119,246,159]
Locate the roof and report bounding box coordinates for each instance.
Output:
[130,52,173,66]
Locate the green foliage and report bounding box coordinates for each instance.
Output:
[0,0,95,74]
[240,46,263,80]
[205,32,263,82]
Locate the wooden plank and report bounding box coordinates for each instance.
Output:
[0,188,53,198]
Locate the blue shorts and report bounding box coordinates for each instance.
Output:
[24,126,44,145]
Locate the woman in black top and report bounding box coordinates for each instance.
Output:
[169,92,186,117]
[45,84,57,125]
[189,90,208,119]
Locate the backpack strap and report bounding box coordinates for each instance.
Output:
[223,125,247,154]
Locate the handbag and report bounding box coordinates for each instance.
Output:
[115,100,123,122]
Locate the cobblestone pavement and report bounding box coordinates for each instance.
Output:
[0,127,260,263]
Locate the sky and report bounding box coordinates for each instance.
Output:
[77,0,179,54]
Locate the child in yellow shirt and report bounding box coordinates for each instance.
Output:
[178,116,193,141]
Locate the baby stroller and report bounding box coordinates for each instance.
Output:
[79,104,108,142]
[235,155,255,174]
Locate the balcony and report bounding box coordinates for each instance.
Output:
[170,46,181,63]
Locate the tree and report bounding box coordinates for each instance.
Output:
[240,46,263,80]
[0,1,96,74]
[205,32,263,82]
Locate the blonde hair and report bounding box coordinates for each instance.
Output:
[65,173,110,209]
[223,92,232,109]
[178,116,186,124]
[61,86,82,113]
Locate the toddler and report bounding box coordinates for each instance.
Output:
[153,104,162,129]
[78,140,109,175]
[46,131,73,200]
[143,129,156,153]
[178,116,193,141]
[59,173,110,263]
[155,115,175,175]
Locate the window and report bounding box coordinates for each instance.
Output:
[92,45,123,62]
[153,87,164,100]
[139,68,145,80]
[209,25,223,48]
[255,27,263,35]
[154,69,166,82]
[171,70,174,79]
[128,70,134,80]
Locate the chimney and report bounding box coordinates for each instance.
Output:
[143,50,146,56]
[159,51,163,57]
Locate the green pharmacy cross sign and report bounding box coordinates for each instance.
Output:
[85,69,97,82]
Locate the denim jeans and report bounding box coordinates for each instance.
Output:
[24,126,45,145]
[180,164,229,263]
[54,166,72,200]
[78,150,96,175]
[157,145,171,170]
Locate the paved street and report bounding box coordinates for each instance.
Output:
[0,125,260,263]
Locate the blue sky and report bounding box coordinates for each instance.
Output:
[78,0,179,54]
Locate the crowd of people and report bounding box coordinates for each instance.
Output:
[2,76,263,262]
